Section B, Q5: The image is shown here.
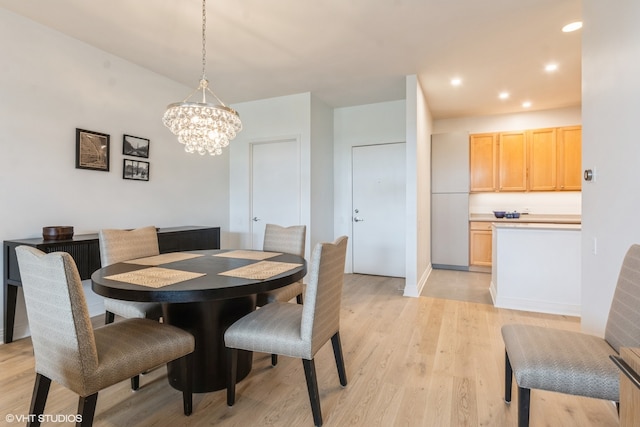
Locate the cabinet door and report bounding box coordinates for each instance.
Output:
[469,222,492,267]
[498,131,527,191]
[528,128,557,191]
[557,126,582,191]
[469,133,497,192]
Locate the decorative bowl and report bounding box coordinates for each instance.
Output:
[493,211,506,218]
[42,226,74,241]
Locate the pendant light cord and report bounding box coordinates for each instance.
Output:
[201,0,207,81]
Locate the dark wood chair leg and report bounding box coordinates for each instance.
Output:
[302,358,323,427]
[271,354,278,366]
[104,311,115,324]
[28,373,51,427]
[77,393,98,427]
[518,386,530,427]
[331,332,348,386]
[226,347,238,406]
[296,294,304,304]
[505,350,512,403]
[130,375,140,390]
[182,353,193,416]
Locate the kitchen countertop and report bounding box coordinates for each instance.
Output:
[469,213,581,224]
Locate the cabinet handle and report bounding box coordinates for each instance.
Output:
[610,355,640,390]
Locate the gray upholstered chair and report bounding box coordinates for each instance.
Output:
[257,223,307,366]
[15,246,195,426]
[99,226,164,326]
[225,236,348,427]
[502,243,640,427]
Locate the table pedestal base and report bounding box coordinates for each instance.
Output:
[164,295,256,393]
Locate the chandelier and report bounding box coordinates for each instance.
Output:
[163,0,242,156]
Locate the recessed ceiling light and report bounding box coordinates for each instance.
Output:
[499,92,510,100]
[522,101,532,108]
[562,21,583,32]
[450,78,462,87]
[545,63,558,72]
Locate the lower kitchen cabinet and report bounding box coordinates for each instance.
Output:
[469,221,492,266]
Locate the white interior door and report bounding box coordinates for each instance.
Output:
[250,139,301,249]
[352,143,406,277]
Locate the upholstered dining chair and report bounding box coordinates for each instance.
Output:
[99,226,163,326]
[502,243,640,427]
[257,223,307,366]
[15,246,195,426]
[225,236,348,427]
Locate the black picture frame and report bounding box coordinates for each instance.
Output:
[123,159,150,181]
[123,134,150,158]
[75,128,110,171]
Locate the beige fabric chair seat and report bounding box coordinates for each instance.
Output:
[225,236,348,427]
[15,246,195,425]
[502,243,640,427]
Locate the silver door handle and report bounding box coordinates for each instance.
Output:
[252,217,260,222]
[353,217,364,222]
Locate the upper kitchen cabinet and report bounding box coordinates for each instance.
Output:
[528,128,557,191]
[498,131,527,191]
[469,133,497,192]
[469,126,581,193]
[557,126,582,191]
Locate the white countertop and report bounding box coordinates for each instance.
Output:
[492,222,581,231]
[469,213,581,224]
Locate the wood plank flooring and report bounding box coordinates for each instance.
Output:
[0,273,619,426]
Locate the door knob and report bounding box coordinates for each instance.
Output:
[353,217,364,222]
[252,217,260,222]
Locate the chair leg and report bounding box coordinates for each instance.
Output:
[104,311,115,324]
[518,386,530,427]
[302,359,323,427]
[331,332,348,386]
[28,373,51,427]
[296,294,304,304]
[130,375,140,391]
[181,353,193,416]
[77,393,98,427]
[226,347,238,406]
[505,350,512,403]
[271,354,278,366]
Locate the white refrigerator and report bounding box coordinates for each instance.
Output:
[431,132,470,269]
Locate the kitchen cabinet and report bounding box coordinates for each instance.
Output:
[469,126,581,192]
[528,128,557,191]
[557,126,582,190]
[469,133,497,192]
[469,221,492,266]
[498,131,527,191]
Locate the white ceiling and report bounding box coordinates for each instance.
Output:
[0,0,582,119]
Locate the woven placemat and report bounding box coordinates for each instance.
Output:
[124,253,204,266]
[218,261,302,280]
[214,250,282,260]
[104,267,206,288]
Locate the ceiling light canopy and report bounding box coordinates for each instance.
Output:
[163,0,242,156]
[562,21,583,32]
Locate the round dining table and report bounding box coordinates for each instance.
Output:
[91,249,306,393]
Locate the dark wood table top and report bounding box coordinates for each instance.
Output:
[91,249,307,303]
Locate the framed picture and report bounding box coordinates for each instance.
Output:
[123,159,150,181]
[75,128,110,171]
[123,134,150,158]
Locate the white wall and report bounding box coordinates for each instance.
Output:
[333,100,406,273]
[0,10,230,341]
[581,0,640,335]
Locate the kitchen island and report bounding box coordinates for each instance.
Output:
[490,222,581,316]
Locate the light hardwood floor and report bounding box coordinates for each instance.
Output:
[0,273,619,426]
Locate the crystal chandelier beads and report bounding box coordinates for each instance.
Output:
[163,0,242,156]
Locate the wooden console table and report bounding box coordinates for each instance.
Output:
[3,226,220,343]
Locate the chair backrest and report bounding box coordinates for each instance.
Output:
[301,236,348,356]
[263,224,306,257]
[605,244,640,352]
[99,225,160,266]
[15,246,98,392]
